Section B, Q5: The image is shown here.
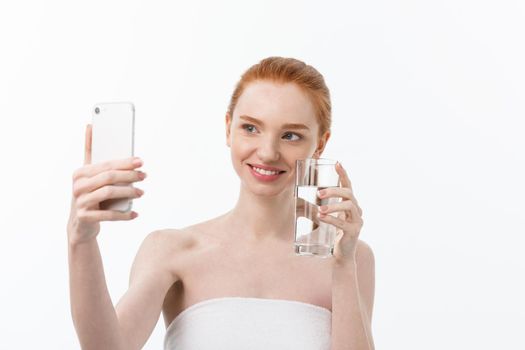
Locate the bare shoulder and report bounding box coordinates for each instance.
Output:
[356,239,375,267]
[137,214,228,271]
[130,228,196,284]
[139,220,219,260]
[355,239,375,282]
[145,227,199,251]
[138,228,187,256]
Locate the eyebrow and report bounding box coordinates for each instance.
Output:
[239,115,311,131]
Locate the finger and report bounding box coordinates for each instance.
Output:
[336,162,353,192]
[72,169,146,198]
[318,186,358,205]
[348,201,364,224]
[73,156,143,181]
[317,212,348,230]
[77,184,143,209]
[78,209,138,222]
[319,200,358,217]
[84,124,92,165]
[334,163,363,216]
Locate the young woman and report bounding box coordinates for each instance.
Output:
[67,57,375,350]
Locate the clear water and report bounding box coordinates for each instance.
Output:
[294,185,340,257]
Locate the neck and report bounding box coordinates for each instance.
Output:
[223,183,296,243]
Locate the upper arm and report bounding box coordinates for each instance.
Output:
[115,229,180,350]
[356,240,375,325]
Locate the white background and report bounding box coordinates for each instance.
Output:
[1,0,524,349]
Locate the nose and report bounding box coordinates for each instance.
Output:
[256,137,280,163]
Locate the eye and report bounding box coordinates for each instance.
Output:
[241,124,302,141]
[283,132,302,141]
[241,124,258,133]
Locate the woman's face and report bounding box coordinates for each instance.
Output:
[226,80,329,196]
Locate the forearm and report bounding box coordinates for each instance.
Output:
[331,260,374,350]
[68,238,126,350]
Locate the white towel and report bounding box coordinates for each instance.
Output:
[164,296,332,350]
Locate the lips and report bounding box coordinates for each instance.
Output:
[248,164,286,173]
[247,164,286,182]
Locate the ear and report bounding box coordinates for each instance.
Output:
[225,112,232,148]
[313,131,331,158]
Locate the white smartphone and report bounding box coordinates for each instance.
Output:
[91,102,135,212]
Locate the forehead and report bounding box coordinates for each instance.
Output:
[233,81,317,126]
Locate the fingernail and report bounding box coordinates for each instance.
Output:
[138,172,147,180]
[133,158,143,166]
[317,190,324,197]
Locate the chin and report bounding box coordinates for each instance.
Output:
[244,184,293,197]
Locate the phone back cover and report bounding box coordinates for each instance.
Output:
[91,102,135,212]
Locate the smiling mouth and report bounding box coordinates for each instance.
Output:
[248,164,286,174]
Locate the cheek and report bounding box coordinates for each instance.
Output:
[230,140,252,160]
[289,147,317,163]
[229,141,254,176]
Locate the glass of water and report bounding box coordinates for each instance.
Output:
[294,158,341,258]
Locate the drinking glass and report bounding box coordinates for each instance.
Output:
[294,158,341,258]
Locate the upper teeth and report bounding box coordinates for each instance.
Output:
[252,166,281,175]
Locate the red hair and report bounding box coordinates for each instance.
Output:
[227,57,331,140]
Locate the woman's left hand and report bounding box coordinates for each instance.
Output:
[317,162,364,263]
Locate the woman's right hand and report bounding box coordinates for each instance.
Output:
[67,124,147,246]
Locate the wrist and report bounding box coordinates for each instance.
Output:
[67,233,97,250]
[333,253,357,268]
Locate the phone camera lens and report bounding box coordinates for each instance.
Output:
[95,107,100,114]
